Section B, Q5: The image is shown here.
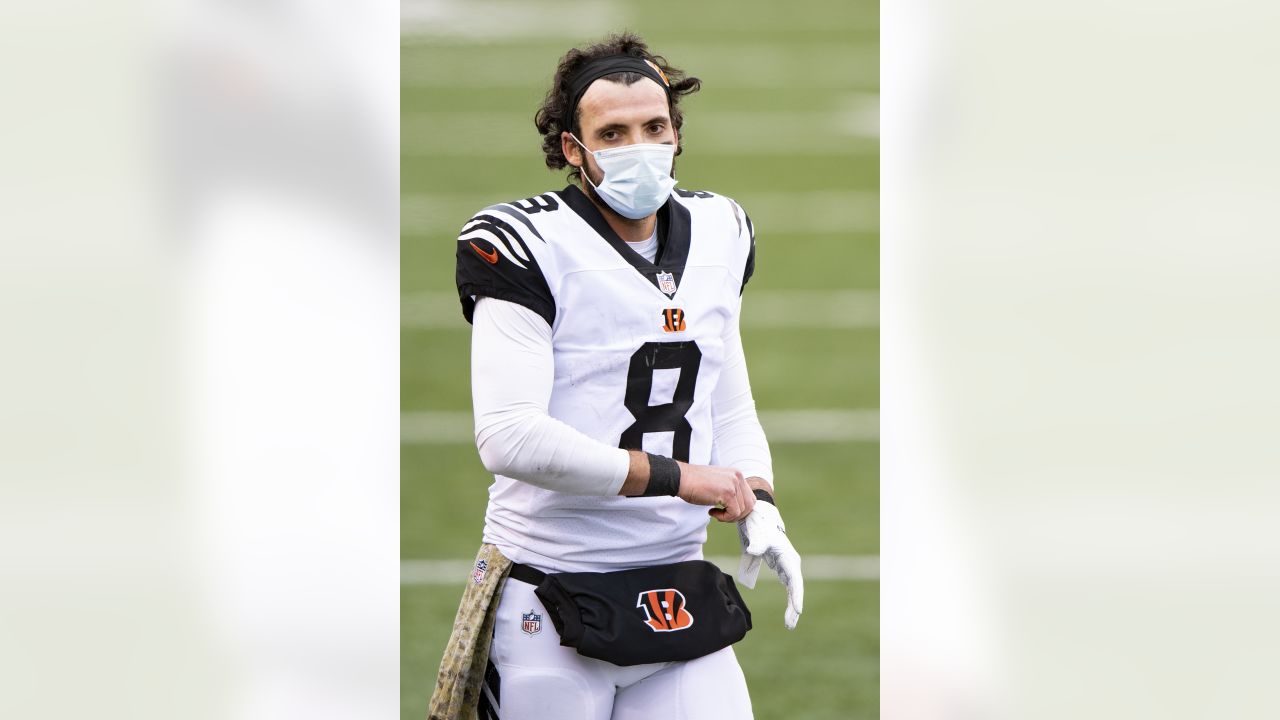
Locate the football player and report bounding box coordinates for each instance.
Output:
[432,32,803,720]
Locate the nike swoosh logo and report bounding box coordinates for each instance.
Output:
[469,241,499,264]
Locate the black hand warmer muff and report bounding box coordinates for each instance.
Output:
[509,560,752,666]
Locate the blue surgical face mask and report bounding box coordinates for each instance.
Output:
[572,134,677,220]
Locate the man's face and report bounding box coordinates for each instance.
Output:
[561,77,677,187]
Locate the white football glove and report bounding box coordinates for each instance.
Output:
[737,500,804,629]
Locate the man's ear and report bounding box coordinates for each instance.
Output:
[561,131,582,168]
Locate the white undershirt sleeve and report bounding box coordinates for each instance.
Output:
[710,303,775,485]
[469,297,631,495]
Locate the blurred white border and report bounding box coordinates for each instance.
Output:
[0,1,399,718]
[882,1,1005,716]
[883,0,1280,717]
[174,2,400,719]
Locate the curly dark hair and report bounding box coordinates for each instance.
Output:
[534,32,702,183]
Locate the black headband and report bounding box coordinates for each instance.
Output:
[565,55,672,131]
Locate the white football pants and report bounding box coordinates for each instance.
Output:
[482,575,754,720]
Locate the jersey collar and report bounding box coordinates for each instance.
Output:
[556,184,691,299]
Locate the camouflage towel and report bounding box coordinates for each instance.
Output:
[428,544,513,720]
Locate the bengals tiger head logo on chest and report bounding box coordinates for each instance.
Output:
[661,308,686,333]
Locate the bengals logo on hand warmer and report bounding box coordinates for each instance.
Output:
[636,588,695,632]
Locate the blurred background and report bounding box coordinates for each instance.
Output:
[7,0,1280,718]
[399,1,880,718]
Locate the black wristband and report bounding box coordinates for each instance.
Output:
[753,488,776,506]
[638,453,681,497]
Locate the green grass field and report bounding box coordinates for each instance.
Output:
[403,2,878,717]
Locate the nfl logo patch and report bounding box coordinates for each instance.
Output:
[656,271,677,295]
[522,609,543,636]
[472,559,488,585]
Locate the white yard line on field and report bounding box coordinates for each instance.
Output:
[401,0,624,38]
[759,409,880,443]
[402,190,879,236]
[401,411,475,444]
[401,32,879,90]
[402,289,878,330]
[838,93,880,138]
[401,109,879,158]
[735,190,879,233]
[401,409,879,445]
[743,290,879,329]
[402,554,879,585]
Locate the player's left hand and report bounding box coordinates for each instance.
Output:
[736,500,804,629]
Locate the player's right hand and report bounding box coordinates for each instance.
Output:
[676,463,755,523]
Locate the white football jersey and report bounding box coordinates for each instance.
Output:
[455,184,757,572]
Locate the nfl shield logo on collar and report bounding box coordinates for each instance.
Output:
[522,609,543,636]
[656,271,677,295]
